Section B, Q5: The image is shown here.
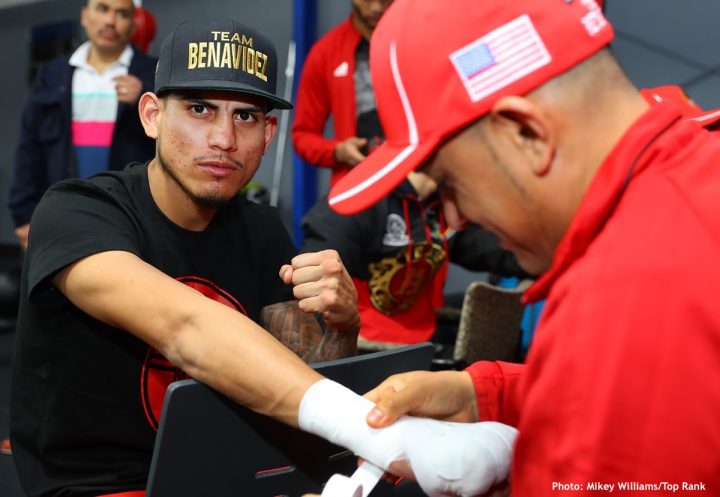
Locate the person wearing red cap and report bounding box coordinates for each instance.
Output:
[327,0,720,493]
[292,0,394,187]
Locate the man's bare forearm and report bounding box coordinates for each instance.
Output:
[261,300,358,363]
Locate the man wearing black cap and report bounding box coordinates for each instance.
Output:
[9,19,363,497]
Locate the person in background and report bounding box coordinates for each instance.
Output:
[327,0,720,493]
[292,0,393,186]
[2,0,157,458]
[7,0,157,250]
[302,171,528,346]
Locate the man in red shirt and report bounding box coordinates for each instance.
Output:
[292,0,393,186]
[328,0,720,494]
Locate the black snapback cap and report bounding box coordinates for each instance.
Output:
[154,19,292,110]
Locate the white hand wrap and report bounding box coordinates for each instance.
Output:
[299,379,518,497]
[405,419,516,497]
[299,379,406,469]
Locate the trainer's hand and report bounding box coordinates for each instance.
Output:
[280,250,360,333]
[365,371,480,427]
[114,74,143,104]
[334,136,368,166]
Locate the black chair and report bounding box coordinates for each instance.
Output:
[146,343,434,497]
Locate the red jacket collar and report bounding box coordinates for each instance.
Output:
[523,103,684,303]
[687,108,720,130]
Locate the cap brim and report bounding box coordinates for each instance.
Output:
[156,81,293,110]
[328,136,441,215]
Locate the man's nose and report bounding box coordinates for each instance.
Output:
[101,10,117,26]
[208,116,238,151]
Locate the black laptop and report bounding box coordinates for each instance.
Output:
[145,343,434,497]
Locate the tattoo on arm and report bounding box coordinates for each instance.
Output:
[261,300,358,363]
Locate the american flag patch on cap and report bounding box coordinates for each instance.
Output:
[450,14,551,102]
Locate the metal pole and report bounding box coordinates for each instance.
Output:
[270,40,296,207]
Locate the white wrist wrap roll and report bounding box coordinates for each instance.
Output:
[320,462,385,497]
[299,379,518,497]
[321,474,363,497]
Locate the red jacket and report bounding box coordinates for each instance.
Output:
[467,103,720,495]
[292,17,363,186]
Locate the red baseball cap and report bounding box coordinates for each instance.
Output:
[328,0,614,215]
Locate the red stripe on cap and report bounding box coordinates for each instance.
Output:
[329,42,420,211]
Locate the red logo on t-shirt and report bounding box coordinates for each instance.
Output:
[140,276,247,430]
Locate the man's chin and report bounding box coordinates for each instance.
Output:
[515,254,548,278]
[193,195,233,210]
[94,39,125,53]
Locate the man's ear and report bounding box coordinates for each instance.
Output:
[488,96,555,176]
[263,114,278,154]
[138,92,161,139]
[80,6,89,30]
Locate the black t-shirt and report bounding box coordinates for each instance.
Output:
[10,163,296,497]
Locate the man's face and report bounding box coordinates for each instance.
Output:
[351,0,394,33]
[153,91,277,210]
[423,121,555,275]
[81,0,135,55]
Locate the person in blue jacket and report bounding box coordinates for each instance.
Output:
[7,0,157,250]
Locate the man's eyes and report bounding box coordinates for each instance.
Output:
[187,105,259,123]
[94,4,131,17]
[235,110,258,122]
[190,104,208,114]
